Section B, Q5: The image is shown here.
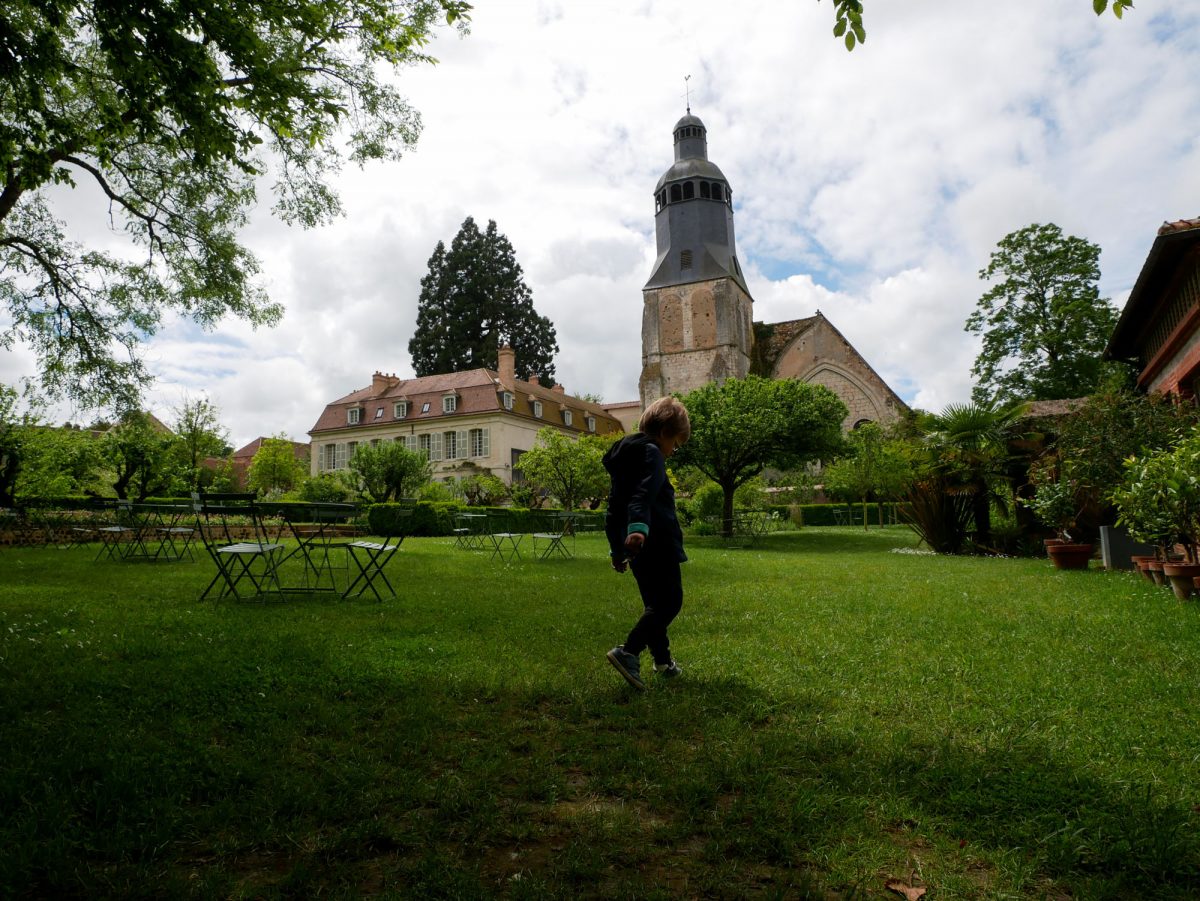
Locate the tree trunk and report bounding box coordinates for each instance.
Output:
[861,495,869,530]
[721,482,736,538]
[971,489,992,548]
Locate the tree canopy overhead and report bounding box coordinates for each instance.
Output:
[409,216,559,383]
[0,0,470,409]
[827,0,1131,50]
[965,223,1120,405]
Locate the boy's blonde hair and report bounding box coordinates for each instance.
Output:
[638,396,691,441]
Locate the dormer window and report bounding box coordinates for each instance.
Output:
[347,407,361,425]
[533,400,543,418]
[442,394,457,414]
[394,401,408,419]
[586,415,596,433]
[562,409,573,427]
[502,391,514,411]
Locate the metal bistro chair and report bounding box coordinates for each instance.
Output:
[342,509,410,602]
[94,500,135,560]
[532,510,576,560]
[193,493,285,601]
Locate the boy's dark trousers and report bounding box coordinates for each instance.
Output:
[624,556,683,666]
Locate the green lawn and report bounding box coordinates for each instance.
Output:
[2,528,1198,899]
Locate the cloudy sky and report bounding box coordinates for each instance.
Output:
[6,0,1200,449]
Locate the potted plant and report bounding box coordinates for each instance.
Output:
[1025,479,1092,569]
[1112,440,1200,599]
[1156,434,1200,599]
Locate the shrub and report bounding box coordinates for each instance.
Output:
[733,478,767,510]
[417,481,460,503]
[692,483,724,520]
[899,478,974,554]
[299,473,353,503]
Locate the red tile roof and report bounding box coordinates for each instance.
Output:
[309,368,623,437]
[1158,217,1200,235]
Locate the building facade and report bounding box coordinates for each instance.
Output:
[1105,217,1200,398]
[308,347,623,484]
[637,112,907,429]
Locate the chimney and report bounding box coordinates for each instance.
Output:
[529,373,540,386]
[498,345,516,388]
[551,383,565,394]
[372,371,391,395]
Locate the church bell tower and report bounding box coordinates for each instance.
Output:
[639,112,754,408]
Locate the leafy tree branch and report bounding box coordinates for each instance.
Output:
[1,0,470,409]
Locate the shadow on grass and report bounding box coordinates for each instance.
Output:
[4,549,1196,899]
[7,643,1199,899]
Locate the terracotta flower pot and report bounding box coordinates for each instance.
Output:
[1162,563,1200,601]
[1131,555,1158,582]
[1046,542,1093,570]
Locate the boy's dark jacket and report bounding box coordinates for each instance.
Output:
[603,432,686,563]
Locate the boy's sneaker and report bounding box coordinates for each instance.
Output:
[655,660,682,679]
[606,646,645,690]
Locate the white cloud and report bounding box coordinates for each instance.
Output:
[6,0,1199,448]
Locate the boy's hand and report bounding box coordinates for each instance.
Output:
[623,532,645,557]
[611,556,628,573]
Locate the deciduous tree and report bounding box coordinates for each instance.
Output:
[15,425,103,499]
[672,377,847,535]
[0,0,469,409]
[821,422,913,528]
[409,217,559,382]
[966,223,1120,404]
[348,441,431,502]
[172,396,231,491]
[100,412,184,499]
[516,428,614,511]
[246,435,307,497]
[0,383,40,505]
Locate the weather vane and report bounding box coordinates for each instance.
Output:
[684,74,692,114]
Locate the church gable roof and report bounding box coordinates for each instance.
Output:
[755,311,910,417]
[751,316,819,374]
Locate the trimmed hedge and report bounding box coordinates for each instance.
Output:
[366,502,605,538]
[785,503,901,526]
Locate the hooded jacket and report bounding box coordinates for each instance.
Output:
[603,432,686,563]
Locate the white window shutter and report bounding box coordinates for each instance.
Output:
[431,432,443,461]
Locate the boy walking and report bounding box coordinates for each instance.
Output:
[603,396,691,690]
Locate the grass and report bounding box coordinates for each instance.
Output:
[2,527,1199,899]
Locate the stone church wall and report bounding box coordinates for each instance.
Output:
[640,279,753,407]
[770,317,906,430]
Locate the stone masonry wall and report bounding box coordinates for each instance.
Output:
[640,278,753,407]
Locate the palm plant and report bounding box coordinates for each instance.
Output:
[921,401,1028,549]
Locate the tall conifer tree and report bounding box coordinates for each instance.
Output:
[409,217,559,382]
